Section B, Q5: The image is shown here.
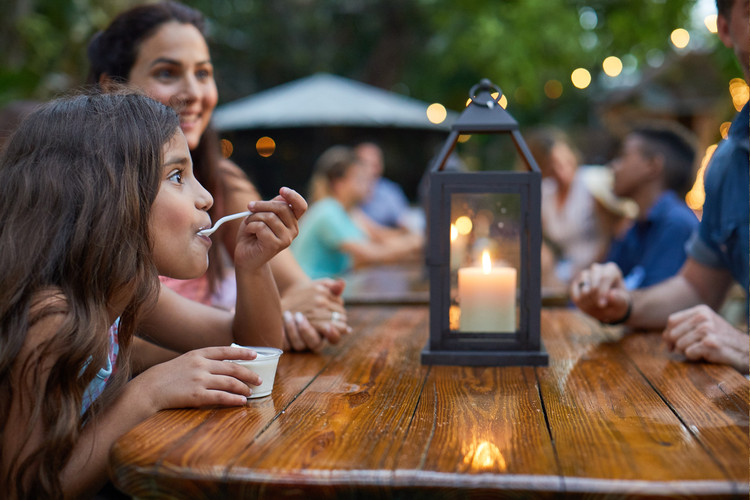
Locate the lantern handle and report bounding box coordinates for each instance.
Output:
[468,78,503,108]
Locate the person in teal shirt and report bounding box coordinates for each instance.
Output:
[294,197,366,278]
[293,146,423,278]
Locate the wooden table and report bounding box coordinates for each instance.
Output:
[111,306,749,499]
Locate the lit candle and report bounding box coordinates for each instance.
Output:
[458,250,516,332]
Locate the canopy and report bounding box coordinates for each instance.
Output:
[213,73,455,131]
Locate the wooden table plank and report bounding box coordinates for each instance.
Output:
[222,307,430,497]
[622,331,750,486]
[538,309,745,498]
[394,363,561,496]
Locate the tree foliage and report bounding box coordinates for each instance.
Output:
[1,0,739,127]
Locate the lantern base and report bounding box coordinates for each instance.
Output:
[421,343,548,366]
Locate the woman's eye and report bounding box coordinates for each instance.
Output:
[154,68,176,80]
[167,170,184,184]
[196,69,212,81]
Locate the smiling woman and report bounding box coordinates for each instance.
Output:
[88,1,352,354]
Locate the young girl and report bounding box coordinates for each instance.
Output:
[0,91,305,498]
[87,0,349,352]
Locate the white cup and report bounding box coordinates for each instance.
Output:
[230,345,283,398]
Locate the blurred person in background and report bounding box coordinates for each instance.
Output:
[355,141,412,230]
[292,145,423,279]
[602,122,698,290]
[526,126,613,286]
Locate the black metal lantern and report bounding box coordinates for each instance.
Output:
[421,79,548,366]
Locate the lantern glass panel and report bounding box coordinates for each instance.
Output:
[449,192,520,334]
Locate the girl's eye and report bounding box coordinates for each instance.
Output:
[196,69,212,81]
[167,170,184,184]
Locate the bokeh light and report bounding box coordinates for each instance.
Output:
[704,14,718,33]
[719,121,731,139]
[256,136,275,157]
[544,80,563,99]
[427,103,447,124]
[686,144,717,211]
[729,78,749,111]
[490,92,508,109]
[602,56,623,77]
[455,216,473,235]
[220,139,234,158]
[670,28,690,49]
[571,68,591,89]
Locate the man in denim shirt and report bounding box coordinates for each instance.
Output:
[570,0,749,373]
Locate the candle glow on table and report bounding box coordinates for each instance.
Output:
[457,250,516,332]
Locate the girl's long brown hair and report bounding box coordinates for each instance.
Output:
[0,91,179,498]
[88,1,228,295]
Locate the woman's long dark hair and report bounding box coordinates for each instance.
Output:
[0,90,179,498]
[88,1,227,294]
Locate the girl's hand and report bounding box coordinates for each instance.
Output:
[134,346,263,411]
[234,187,307,271]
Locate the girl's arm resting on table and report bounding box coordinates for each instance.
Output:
[63,345,259,497]
[6,337,259,498]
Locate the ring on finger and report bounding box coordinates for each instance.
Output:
[331,311,341,322]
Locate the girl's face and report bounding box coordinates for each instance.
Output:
[128,22,218,150]
[150,130,214,279]
[337,162,371,205]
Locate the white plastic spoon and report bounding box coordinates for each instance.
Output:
[197,210,252,237]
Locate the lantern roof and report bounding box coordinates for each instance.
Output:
[451,79,519,133]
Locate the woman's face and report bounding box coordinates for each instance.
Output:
[547,142,578,187]
[150,130,214,279]
[128,22,218,150]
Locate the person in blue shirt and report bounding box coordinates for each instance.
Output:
[571,0,749,373]
[292,146,423,279]
[605,123,699,289]
[356,142,412,229]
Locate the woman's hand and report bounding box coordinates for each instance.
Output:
[280,278,351,351]
[234,187,307,272]
[133,346,263,410]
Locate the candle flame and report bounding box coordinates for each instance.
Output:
[450,223,458,242]
[482,250,491,274]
